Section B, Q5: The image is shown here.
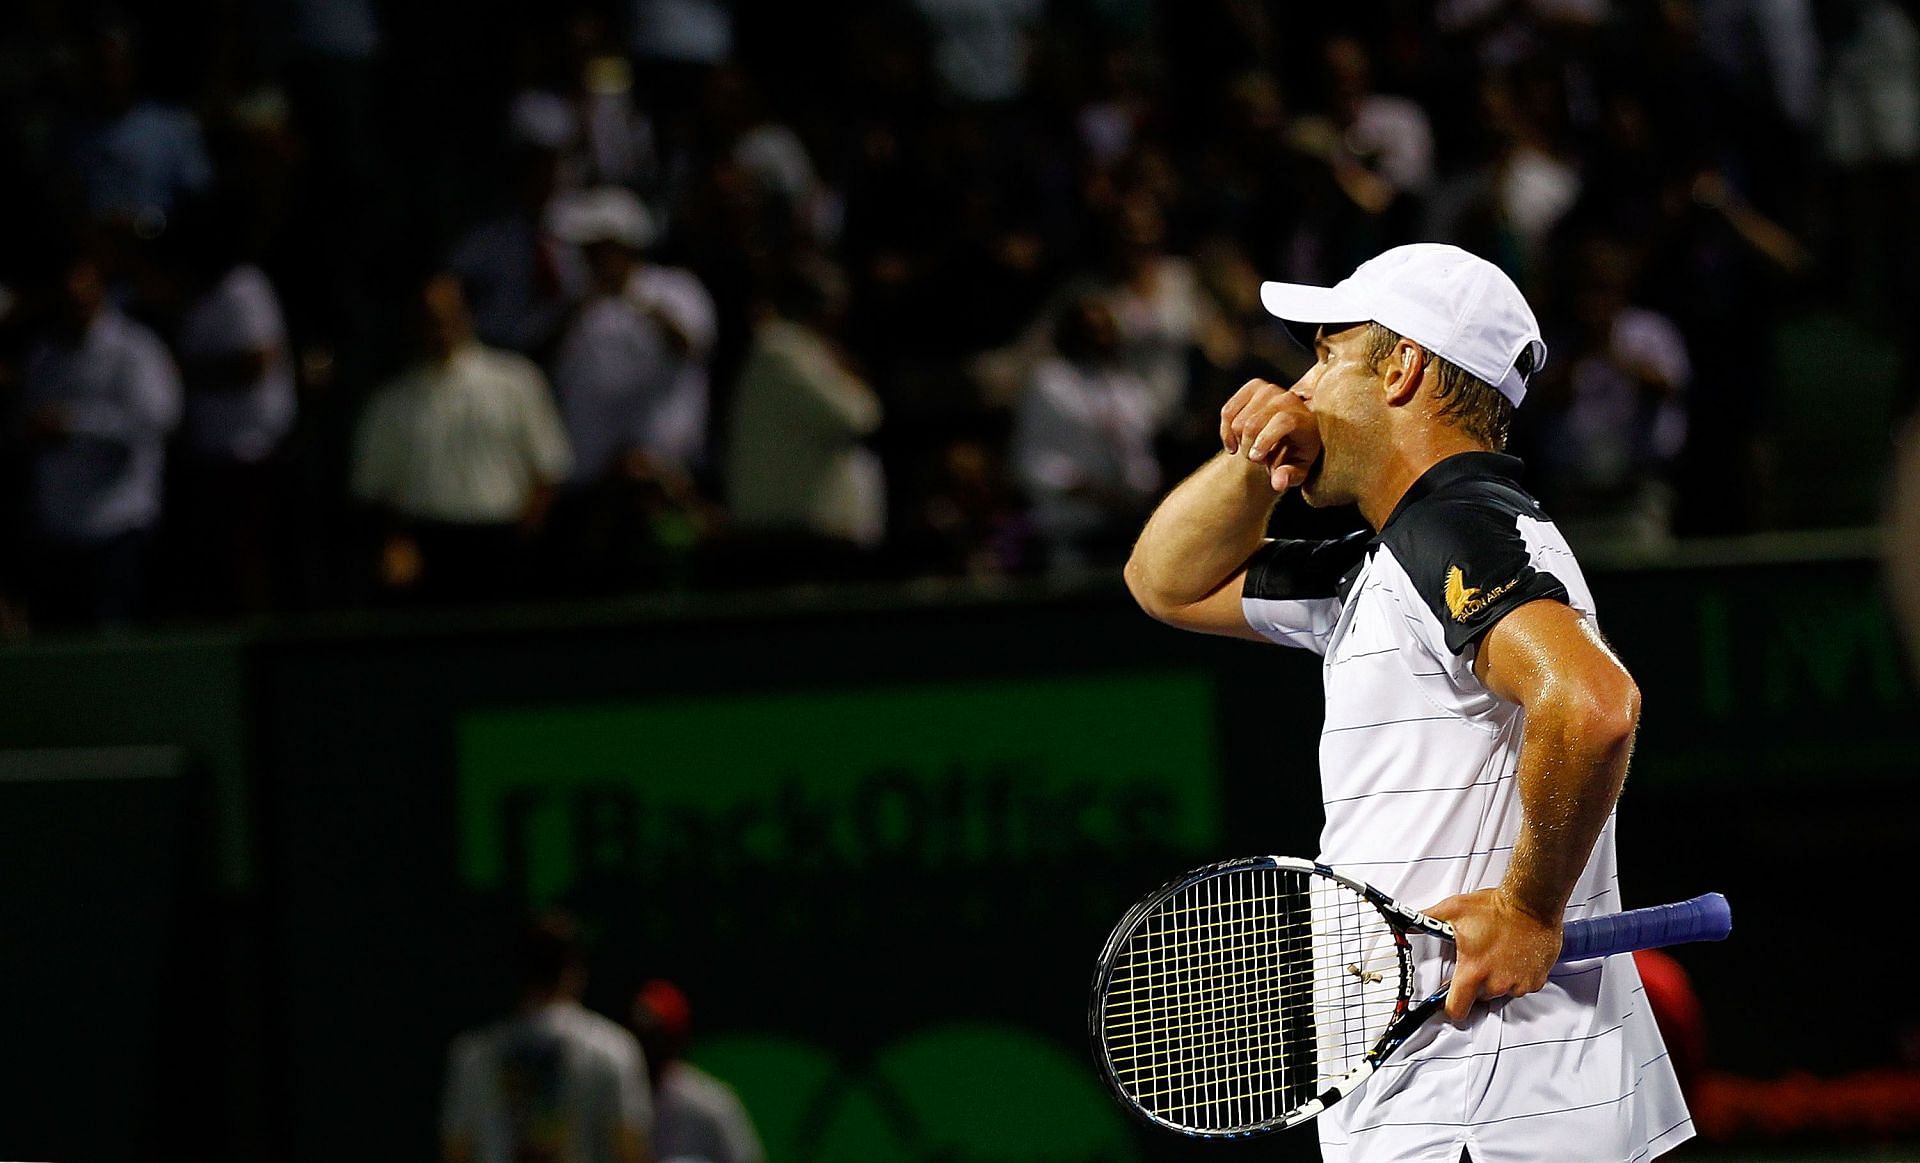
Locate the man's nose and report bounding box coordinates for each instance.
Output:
[1288,364,1318,401]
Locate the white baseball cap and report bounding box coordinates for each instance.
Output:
[548,187,657,250]
[1259,243,1547,406]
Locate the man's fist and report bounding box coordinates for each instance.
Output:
[1220,378,1321,492]
[1422,888,1564,1024]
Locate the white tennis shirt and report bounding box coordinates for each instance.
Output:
[1241,452,1692,1163]
[442,999,654,1163]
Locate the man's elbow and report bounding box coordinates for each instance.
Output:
[1573,671,1641,755]
[1122,554,1177,624]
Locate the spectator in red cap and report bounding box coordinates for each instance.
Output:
[630,980,764,1163]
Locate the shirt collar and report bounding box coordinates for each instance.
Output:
[1380,451,1526,531]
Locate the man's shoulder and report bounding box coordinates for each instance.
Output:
[634,263,712,302]
[1026,358,1095,409]
[554,1004,644,1064]
[665,1061,744,1109]
[1378,471,1559,574]
[447,1020,506,1067]
[465,344,546,385]
[1375,471,1575,655]
[98,310,174,364]
[220,264,280,307]
[361,376,417,421]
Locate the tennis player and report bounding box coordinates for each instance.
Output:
[1123,244,1690,1162]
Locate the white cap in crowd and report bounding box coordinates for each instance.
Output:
[548,186,658,250]
[1259,243,1547,406]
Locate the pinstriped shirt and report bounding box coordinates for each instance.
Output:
[1240,453,1691,1163]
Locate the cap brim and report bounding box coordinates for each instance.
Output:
[1259,281,1372,350]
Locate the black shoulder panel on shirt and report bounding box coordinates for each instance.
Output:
[1242,530,1372,601]
[1381,477,1569,654]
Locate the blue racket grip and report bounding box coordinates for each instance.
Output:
[1558,893,1732,961]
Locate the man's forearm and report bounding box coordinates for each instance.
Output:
[1500,694,1638,923]
[1124,452,1277,609]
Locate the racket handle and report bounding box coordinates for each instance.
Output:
[1558,893,1732,961]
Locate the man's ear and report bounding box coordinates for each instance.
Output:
[1382,340,1424,407]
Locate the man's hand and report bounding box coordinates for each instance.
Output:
[1219,379,1320,492]
[1423,888,1563,1024]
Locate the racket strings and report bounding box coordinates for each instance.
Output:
[1102,959,1398,1060]
[1103,911,1356,991]
[1104,932,1391,1003]
[1102,981,1372,1062]
[1098,867,1408,1133]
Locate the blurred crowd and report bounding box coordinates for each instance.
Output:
[1,0,1915,631]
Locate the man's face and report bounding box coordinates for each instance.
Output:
[57,260,107,338]
[583,239,636,292]
[1289,322,1386,508]
[419,274,471,360]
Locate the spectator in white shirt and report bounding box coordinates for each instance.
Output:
[19,248,182,627]
[170,222,297,613]
[545,187,720,590]
[629,980,763,1163]
[725,258,886,570]
[549,187,715,483]
[1013,295,1161,570]
[442,914,654,1163]
[351,273,572,603]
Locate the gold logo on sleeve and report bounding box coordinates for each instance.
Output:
[1445,565,1517,622]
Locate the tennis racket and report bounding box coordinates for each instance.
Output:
[1089,856,1731,1138]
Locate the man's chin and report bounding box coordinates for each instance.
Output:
[1299,461,1330,507]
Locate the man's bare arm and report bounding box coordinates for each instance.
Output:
[1122,451,1277,640]
[1123,379,1317,638]
[1425,598,1641,1022]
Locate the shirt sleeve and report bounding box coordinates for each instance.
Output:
[778,333,882,436]
[1239,530,1372,654]
[1389,493,1571,656]
[639,269,719,356]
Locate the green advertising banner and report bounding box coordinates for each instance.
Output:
[456,672,1226,1163]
